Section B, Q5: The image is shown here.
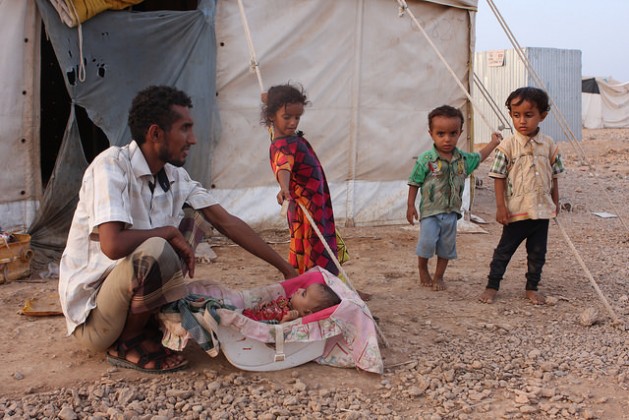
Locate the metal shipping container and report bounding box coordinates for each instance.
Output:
[472,47,582,144]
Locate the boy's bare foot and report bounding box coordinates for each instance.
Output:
[432,277,446,291]
[526,290,546,305]
[419,267,433,287]
[479,288,497,304]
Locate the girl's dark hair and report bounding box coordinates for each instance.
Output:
[128,85,193,144]
[428,105,464,130]
[261,83,309,126]
[505,87,551,113]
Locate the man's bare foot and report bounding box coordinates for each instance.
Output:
[419,267,433,287]
[479,288,498,304]
[432,277,446,291]
[526,290,546,305]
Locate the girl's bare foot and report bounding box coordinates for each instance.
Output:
[432,277,446,291]
[479,288,498,303]
[526,290,546,305]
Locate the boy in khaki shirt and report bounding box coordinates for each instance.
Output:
[479,87,564,305]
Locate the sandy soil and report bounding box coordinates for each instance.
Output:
[1,128,628,418]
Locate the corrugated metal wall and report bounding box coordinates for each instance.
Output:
[472,47,582,144]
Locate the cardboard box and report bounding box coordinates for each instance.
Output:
[0,233,33,283]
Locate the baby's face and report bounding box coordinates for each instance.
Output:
[289,284,323,316]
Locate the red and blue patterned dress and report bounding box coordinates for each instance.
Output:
[269,133,339,275]
[242,296,292,323]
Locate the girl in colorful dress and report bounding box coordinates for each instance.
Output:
[261,83,340,276]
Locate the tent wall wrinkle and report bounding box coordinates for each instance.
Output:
[213,0,473,227]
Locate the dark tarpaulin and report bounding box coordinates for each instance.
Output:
[29,0,219,270]
[582,77,600,94]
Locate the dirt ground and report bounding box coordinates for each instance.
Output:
[1,128,628,418]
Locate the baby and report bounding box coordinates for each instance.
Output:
[243,283,341,323]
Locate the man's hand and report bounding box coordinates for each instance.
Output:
[167,229,196,278]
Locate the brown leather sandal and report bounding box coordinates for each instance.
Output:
[106,333,188,374]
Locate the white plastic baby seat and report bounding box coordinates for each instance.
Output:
[159,267,383,373]
[215,323,326,371]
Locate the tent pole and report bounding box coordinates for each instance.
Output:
[345,0,365,228]
[236,0,265,93]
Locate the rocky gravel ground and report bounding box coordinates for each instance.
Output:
[1,128,628,419]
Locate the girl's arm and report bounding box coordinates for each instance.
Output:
[201,204,298,279]
[276,169,291,204]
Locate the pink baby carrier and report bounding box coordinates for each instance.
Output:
[159,267,383,373]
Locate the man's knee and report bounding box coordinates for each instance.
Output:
[136,237,177,258]
[73,322,119,352]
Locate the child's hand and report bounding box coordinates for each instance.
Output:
[406,206,419,225]
[495,206,510,225]
[260,92,268,104]
[280,309,299,323]
[276,189,291,205]
[478,133,503,161]
[491,132,503,144]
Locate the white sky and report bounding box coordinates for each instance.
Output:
[474,0,629,82]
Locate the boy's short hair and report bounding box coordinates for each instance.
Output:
[428,105,464,130]
[311,283,341,313]
[505,87,550,113]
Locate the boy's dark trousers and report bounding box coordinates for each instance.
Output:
[486,219,549,291]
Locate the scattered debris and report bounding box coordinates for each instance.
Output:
[578,307,600,327]
[592,212,617,218]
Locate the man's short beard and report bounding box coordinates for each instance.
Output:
[158,146,185,167]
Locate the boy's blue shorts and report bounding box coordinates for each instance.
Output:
[416,213,458,259]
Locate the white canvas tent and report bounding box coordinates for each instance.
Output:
[582,77,629,129]
[0,1,42,231]
[0,0,478,267]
